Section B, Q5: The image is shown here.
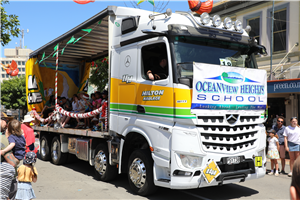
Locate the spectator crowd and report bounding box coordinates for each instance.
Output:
[0,113,38,200]
[266,116,300,177]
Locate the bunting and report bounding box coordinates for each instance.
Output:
[34,20,102,65]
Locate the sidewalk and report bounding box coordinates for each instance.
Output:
[267,158,290,165]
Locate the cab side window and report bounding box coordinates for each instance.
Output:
[141,43,168,81]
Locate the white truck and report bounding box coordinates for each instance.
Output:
[28,6,268,196]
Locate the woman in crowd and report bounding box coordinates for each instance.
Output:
[284,117,300,177]
[290,157,300,200]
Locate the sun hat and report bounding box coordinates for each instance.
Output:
[267,129,276,134]
[24,152,37,164]
[0,112,8,123]
[91,117,98,122]
[23,114,35,123]
[82,93,89,100]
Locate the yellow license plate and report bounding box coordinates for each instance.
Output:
[255,156,262,167]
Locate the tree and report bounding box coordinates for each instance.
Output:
[1,0,21,46]
[89,57,109,92]
[1,75,27,112]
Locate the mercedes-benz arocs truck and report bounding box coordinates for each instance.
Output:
[27,6,268,196]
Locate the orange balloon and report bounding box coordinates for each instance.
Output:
[10,60,17,70]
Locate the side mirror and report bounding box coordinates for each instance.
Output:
[178,77,192,88]
[248,44,268,56]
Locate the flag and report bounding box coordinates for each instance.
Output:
[137,0,154,6]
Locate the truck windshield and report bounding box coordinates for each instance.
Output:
[173,36,258,78]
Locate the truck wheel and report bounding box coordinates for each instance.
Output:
[51,136,68,165]
[40,135,51,161]
[127,149,157,196]
[94,143,117,181]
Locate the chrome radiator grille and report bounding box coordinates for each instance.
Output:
[197,115,261,154]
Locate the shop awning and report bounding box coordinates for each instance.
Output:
[29,8,109,64]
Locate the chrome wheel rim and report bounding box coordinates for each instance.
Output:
[129,158,146,188]
[41,139,46,157]
[52,140,58,161]
[94,150,107,175]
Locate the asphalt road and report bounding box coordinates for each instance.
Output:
[32,139,292,200]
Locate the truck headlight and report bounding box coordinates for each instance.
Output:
[201,12,210,25]
[223,17,232,29]
[178,154,202,169]
[234,19,242,31]
[212,15,221,27]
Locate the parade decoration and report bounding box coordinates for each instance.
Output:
[137,0,155,6]
[35,20,102,65]
[188,0,213,15]
[124,0,169,13]
[73,0,95,4]
[1,60,19,76]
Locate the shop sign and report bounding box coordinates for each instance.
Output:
[268,79,300,93]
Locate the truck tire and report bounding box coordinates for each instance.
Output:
[94,143,117,181]
[40,135,51,161]
[127,149,157,196]
[51,136,68,165]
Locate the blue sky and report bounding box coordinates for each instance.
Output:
[1,0,192,57]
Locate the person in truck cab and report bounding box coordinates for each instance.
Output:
[147,55,168,80]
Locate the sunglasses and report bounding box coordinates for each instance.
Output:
[1,117,8,123]
[277,120,283,123]
[290,117,298,121]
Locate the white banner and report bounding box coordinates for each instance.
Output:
[191,63,267,113]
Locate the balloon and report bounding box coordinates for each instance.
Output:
[188,0,213,15]
[73,0,95,4]
[1,60,19,77]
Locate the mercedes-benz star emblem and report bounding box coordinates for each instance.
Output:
[226,114,239,125]
[124,55,131,67]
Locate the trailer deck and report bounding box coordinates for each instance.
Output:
[34,126,110,138]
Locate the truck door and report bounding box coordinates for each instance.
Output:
[134,38,174,170]
[136,38,174,122]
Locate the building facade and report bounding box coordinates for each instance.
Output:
[0,48,32,82]
[210,1,300,125]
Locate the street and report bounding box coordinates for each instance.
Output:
[32,139,292,200]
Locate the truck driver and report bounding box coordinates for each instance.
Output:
[147,56,168,80]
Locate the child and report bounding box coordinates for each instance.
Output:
[93,92,102,110]
[0,119,26,162]
[15,152,38,200]
[266,129,280,176]
[82,93,93,129]
[91,117,99,131]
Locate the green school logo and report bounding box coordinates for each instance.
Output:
[221,72,244,84]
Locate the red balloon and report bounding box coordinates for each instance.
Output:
[188,0,213,15]
[10,60,17,70]
[73,0,95,4]
[6,68,19,76]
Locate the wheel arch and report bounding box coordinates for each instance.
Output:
[120,127,153,174]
